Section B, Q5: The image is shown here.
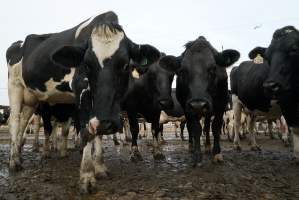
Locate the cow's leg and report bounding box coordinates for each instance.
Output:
[42,117,53,158]
[152,122,165,160]
[128,115,143,162]
[281,117,289,146]
[186,115,202,167]
[8,72,24,171]
[212,113,224,163]
[80,140,96,193]
[94,135,108,178]
[112,133,120,145]
[204,117,212,154]
[174,122,179,138]
[247,115,260,151]
[180,121,186,141]
[232,95,242,151]
[268,120,275,139]
[50,121,58,151]
[123,119,132,142]
[58,118,72,157]
[32,115,41,152]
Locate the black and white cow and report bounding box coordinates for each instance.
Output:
[230,52,283,151]
[161,36,240,166]
[121,55,178,161]
[257,26,299,160]
[6,11,160,193]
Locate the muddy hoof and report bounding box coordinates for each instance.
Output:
[32,144,39,152]
[9,160,23,172]
[159,140,167,145]
[113,140,120,146]
[95,167,109,179]
[130,147,143,162]
[233,145,242,151]
[42,151,51,159]
[125,137,132,142]
[205,145,212,154]
[80,173,96,194]
[153,151,166,160]
[251,145,261,151]
[192,152,202,168]
[213,154,224,163]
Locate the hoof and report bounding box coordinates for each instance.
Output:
[9,159,23,172]
[125,137,132,142]
[80,172,96,194]
[32,146,39,152]
[233,144,242,151]
[94,165,109,179]
[130,147,143,162]
[251,145,261,151]
[153,151,166,160]
[205,145,212,154]
[159,140,167,145]
[113,140,120,146]
[59,151,68,158]
[42,151,51,159]
[192,152,202,168]
[213,154,224,163]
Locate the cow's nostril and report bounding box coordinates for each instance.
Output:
[264,82,280,92]
[159,99,174,109]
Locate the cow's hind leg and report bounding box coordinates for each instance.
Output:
[58,118,72,157]
[232,95,242,151]
[32,115,41,152]
[247,115,261,151]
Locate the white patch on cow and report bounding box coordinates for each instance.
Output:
[75,16,97,39]
[89,116,99,134]
[291,127,299,158]
[94,136,108,177]
[79,78,90,107]
[80,140,96,191]
[91,25,124,68]
[31,68,76,103]
[285,29,294,34]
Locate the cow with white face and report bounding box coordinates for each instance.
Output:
[6,11,160,193]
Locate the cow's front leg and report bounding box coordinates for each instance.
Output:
[204,117,212,154]
[211,113,224,163]
[128,116,143,162]
[232,95,242,151]
[186,115,202,167]
[152,122,165,160]
[80,139,96,193]
[94,135,108,178]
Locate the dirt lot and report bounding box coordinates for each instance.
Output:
[0,126,299,200]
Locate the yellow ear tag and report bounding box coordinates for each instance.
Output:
[254,53,263,64]
[132,68,140,79]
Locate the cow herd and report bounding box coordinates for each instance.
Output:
[4,11,299,193]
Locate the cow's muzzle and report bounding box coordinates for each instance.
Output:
[188,99,210,114]
[89,117,118,135]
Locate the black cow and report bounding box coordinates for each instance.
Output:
[230,55,283,151]
[256,26,299,160]
[121,55,178,161]
[31,103,79,157]
[6,11,160,193]
[162,36,240,166]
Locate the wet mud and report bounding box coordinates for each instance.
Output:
[0,127,299,200]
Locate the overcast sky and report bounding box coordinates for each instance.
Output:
[0,0,298,105]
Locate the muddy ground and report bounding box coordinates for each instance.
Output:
[0,126,299,200]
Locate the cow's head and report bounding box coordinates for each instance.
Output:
[252,26,299,99]
[139,55,180,110]
[52,23,160,134]
[163,36,240,115]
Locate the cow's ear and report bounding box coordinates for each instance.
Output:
[216,49,240,67]
[51,46,86,68]
[159,55,182,73]
[130,42,161,66]
[248,46,267,59]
